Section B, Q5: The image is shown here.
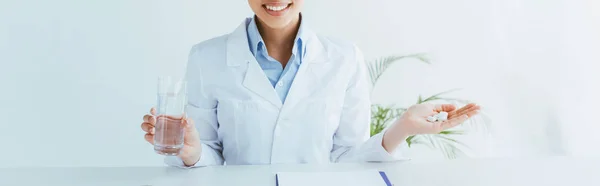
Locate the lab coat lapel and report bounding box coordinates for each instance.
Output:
[243,62,283,108]
[227,18,283,109]
[283,30,331,108]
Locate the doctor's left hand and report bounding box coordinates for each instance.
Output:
[381,103,481,153]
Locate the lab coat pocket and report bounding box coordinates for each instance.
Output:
[220,99,275,163]
[301,98,343,143]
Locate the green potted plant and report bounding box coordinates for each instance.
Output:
[367,54,489,159]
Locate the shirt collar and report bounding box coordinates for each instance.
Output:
[247,14,307,63]
[247,16,263,57]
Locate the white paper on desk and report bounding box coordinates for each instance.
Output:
[276,169,390,186]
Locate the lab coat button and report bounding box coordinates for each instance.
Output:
[277,81,284,87]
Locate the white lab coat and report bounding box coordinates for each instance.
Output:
[165,18,406,168]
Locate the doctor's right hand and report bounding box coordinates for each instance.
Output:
[141,108,202,166]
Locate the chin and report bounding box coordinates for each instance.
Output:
[261,17,296,28]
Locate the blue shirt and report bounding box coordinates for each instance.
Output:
[246,16,306,104]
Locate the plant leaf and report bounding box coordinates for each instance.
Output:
[429,88,463,98]
[406,135,430,148]
[437,136,459,159]
[444,143,458,159]
[438,135,469,150]
[368,54,430,87]
[405,135,415,147]
[438,130,466,135]
[418,88,463,104]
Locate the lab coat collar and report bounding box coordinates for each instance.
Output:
[226,17,330,109]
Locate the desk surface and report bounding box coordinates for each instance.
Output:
[1,156,599,186]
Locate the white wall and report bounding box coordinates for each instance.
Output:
[557,0,600,157]
[1,0,598,167]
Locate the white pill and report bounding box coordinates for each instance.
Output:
[437,111,448,121]
[427,116,437,122]
[438,117,448,121]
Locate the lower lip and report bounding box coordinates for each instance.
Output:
[263,4,291,16]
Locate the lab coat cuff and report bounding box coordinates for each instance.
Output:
[194,143,221,167]
[163,144,216,168]
[369,131,411,162]
[163,155,190,169]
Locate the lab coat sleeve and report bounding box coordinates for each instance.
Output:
[164,45,225,168]
[330,45,409,163]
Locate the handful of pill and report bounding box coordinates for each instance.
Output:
[427,111,449,122]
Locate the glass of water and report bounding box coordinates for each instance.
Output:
[154,76,187,156]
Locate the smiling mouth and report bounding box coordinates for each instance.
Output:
[262,2,292,12]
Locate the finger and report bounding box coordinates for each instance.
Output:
[451,104,480,119]
[448,103,476,118]
[150,107,156,115]
[442,110,479,130]
[434,104,456,112]
[144,133,154,145]
[143,114,156,123]
[141,122,155,134]
[162,115,184,120]
[455,103,475,114]
[182,118,199,144]
[182,117,196,132]
[465,109,480,118]
[440,115,469,130]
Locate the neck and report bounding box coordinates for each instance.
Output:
[255,14,301,51]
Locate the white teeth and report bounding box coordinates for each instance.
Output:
[265,4,288,11]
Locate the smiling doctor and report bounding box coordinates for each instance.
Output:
[140,0,481,168]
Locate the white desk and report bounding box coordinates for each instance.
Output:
[1,156,599,186]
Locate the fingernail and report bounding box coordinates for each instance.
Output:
[150,128,155,134]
